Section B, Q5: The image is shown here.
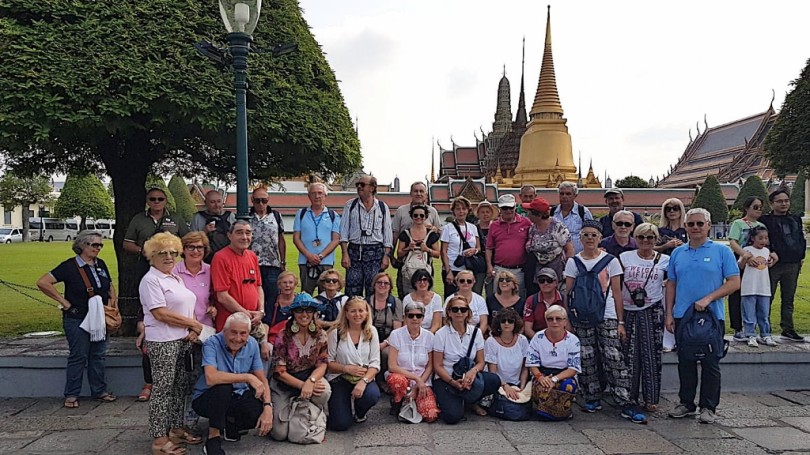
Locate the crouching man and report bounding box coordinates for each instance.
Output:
[192,312,273,455]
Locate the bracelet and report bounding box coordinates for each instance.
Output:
[618,321,625,325]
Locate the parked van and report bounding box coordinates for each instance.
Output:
[0,227,23,244]
[28,217,77,242]
[89,219,116,239]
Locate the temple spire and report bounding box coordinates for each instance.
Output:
[530,5,564,118]
[492,66,513,136]
[430,138,436,183]
[514,36,528,126]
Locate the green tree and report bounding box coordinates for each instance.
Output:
[54,173,114,229]
[615,175,649,188]
[766,57,810,174]
[692,175,729,223]
[145,174,176,213]
[732,175,770,213]
[168,175,197,223]
[0,1,360,334]
[790,169,806,216]
[0,173,52,241]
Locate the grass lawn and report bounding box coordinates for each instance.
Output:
[1,242,808,337]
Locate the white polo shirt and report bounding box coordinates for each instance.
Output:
[433,324,485,375]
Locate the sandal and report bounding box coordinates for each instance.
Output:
[138,384,153,402]
[97,392,117,403]
[169,429,203,445]
[473,404,488,416]
[64,397,79,408]
[151,441,186,455]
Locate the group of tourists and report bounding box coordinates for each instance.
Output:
[36,177,807,455]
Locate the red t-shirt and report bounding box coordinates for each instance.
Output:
[212,246,262,331]
[486,215,532,267]
[523,291,565,332]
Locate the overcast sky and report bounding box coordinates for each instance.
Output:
[294,0,810,187]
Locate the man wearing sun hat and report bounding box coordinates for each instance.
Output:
[486,194,532,297]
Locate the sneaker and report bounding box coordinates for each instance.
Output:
[354,414,368,423]
[621,407,648,424]
[747,336,759,347]
[782,330,805,342]
[698,408,716,424]
[761,336,778,346]
[732,331,747,342]
[222,422,241,442]
[582,401,602,413]
[203,436,225,455]
[668,404,698,419]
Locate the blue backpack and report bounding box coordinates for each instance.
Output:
[567,254,614,326]
[676,305,729,361]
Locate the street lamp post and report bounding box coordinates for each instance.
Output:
[38,204,44,242]
[219,0,262,220]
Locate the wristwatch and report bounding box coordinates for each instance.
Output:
[263,402,273,407]
[309,376,317,383]
[551,375,559,384]
[362,377,372,384]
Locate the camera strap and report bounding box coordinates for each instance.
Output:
[638,253,660,291]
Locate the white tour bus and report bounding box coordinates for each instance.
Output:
[85,219,116,239]
[28,217,79,242]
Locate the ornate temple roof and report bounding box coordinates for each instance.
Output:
[529,6,564,118]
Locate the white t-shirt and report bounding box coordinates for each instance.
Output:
[440,222,479,272]
[433,324,485,375]
[385,326,434,385]
[484,335,529,385]
[525,330,581,373]
[402,292,444,330]
[618,251,670,311]
[741,246,772,297]
[443,293,488,326]
[563,251,623,320]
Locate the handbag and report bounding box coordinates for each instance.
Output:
[532,380,575,421]
[76,262,121,331]
[488,387,532,421]
[278,397,326,444]
[398,396,423,424]
[451,222,486,274]
[448,326,485,401]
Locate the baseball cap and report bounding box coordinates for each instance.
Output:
[604,188,623,197]
[522,198,550,213]
[537,268,558,281]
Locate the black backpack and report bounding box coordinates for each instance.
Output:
[551,204,586,220]
[298,208,337,224]
[676,305,729,361]
[198,210,233,261]
[567,254,614,326]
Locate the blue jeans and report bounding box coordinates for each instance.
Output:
[742,295,771,337]
[327,377,381,431]
[261,266,281,325]
[433,372,501,424]
[63,317,108,398]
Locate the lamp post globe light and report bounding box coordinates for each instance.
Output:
[219,0,261,219]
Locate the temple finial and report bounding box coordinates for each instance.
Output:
[530,5,563,117]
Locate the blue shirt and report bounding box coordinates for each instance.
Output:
[552,202,593,254]
[192,333,263,399]
[668,239,738,321]
[293,207,341,265]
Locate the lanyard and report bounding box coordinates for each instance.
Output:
[309,209,324,242]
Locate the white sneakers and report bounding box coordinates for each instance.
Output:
[760,336,778,346]
[748,337,759,347]
[745,335,778,347]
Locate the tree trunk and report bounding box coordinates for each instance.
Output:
[21,209,31,242]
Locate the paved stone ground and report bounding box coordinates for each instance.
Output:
[3,390,810,454]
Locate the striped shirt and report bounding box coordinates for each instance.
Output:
[339,197,393,248]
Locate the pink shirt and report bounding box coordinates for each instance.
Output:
[139,267,196,342]
[174,261,214,328]
[486,215,532,267]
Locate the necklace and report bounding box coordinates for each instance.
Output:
[499,334,516,346]
[637,251,655,260]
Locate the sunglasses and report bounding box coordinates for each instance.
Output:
[614,221,633,228]
[636,235,657,241]
[355,182,371,188]
[529,210,547,217]
[664,206,680,212]
[546,316,566,322]
[184,245,205,251]
[322,278,339,284]
[501,318,516,324]
[406,313,424,319]
[416,277,430,282]
[292,307,317,314]
[412,213,426,219]
[500,206,515,211]
[538,277,556,284]
[86,242,104,249]
[686,221,706,228]
[581,232,600,239]
[375,281,391,286]
[148,197,166,202]
[253,198,269,204]
[498,277,513,283]
[456,278,474,284]
[154,250,179,258]
[448,306,470,314]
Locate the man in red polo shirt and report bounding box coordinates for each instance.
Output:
[212,220,265,332]
[486,194,532,297]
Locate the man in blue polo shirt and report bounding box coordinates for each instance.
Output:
[193,312,273,455]
[293,182,341,294]
[665,208,739,425]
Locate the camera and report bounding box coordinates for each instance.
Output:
[630,288,647,307]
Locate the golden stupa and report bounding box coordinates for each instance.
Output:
[512,6,578,187]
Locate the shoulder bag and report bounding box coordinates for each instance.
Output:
[451,222,486,273]
[278,397,326,444]
[449,326,485,401]
[76,263,121,331]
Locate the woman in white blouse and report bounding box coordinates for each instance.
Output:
[443,270,489,334]
[485,308,529,402]
[386,302,440,422]
[401,269,444,332]
[326,297,381,431]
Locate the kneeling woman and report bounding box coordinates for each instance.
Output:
[432,295,500,424]
[270,293,332,443]
[327,297,382,430]
[525,305,580,420]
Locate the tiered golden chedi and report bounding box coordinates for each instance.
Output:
[513,6,577,187]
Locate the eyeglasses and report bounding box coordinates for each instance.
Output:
[545,316,566,322]
[253,198,269,204]
[154,250,179,258]
[412,213,426,219]
[292,307,317,314]
[636,235,657,241]
[184,245,205,251]
[242,278,256,284]
[498,277,513,283]
[501,318,516,324]
[356,182,371,188]
[448,306,470,314]
[323,278,339,284]
[148,197,166,202]
[686,221,706,228]
[85,242,104,249]
[456,278,474,284]
[538,277,556,284]
[375,281,391,287]
[773,198,790,204]
[664,206,680,213]
[614,221,633,228]
[581,232,600,239]
[406,313,424,319]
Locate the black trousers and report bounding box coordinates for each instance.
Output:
[192,384,263,431]
[675,319,723,412]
